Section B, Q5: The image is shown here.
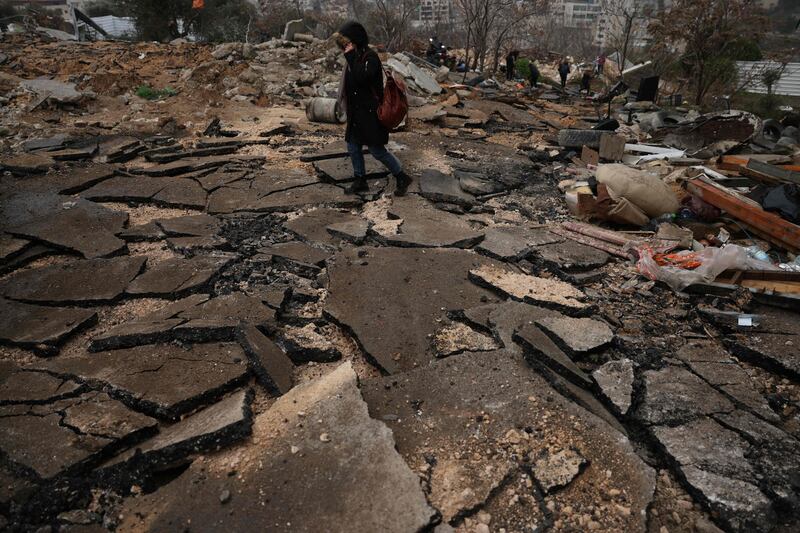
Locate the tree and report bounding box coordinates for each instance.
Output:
[648,0,768,105]
[599,0,657,72]
[364,0,418,52]
[454,0,548,74]
[82,1,127,17]
[120,0,258,42]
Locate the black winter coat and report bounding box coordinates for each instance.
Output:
[343,48,388,146]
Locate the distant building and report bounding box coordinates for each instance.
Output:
[415,0,454,26]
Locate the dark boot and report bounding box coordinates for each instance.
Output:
[394,172,412,196]
[345,176,368,194]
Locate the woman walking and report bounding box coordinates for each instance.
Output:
[336,21,411,195]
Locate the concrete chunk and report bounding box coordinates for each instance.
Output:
[238,325,294,395]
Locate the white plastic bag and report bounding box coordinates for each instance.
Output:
[632,244,778,291]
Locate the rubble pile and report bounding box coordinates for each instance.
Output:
[0,30,798,533]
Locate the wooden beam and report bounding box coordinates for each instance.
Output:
[686,178,800,252]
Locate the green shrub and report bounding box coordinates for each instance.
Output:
[135,85,177,100]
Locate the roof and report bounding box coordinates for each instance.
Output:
[89,15,135,38]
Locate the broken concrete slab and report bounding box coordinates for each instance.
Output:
[433,322,500,357]
[535,316,613,355]
[117,221,165,242]
[326,219,369,244]
[418,169,475,207]
[533,448,587,494]
[0,362,81,405]
[208,183,361,214]
[82,175,208,209]
[651,417,778,532]
[727,333,800,380]
[513,323,593,388]
[475,226,562,261]
[249,168,319,196]
[465,100,537,125]
[469,264,589,313]
[21,134,70,152]
[325,247,501,373]
[429,455,516,523]
[460,300,559,355]
[284,208,362,245]
[257,241,330,270]
[9,202,128,259]
[80,176,166,202]
[0,298,96,351]
[713,409,796,447]
[156,214,221,237]
[381,195,484,249]
[278,323,343,364]
[0,256,145,304]
[116,362,437,532]
[0,234,28,260]
[680,466,775,533]
[109,389,253,468]
[458,171,502,195]
[676,341,779,422]
[653,417,753,480]
[90,293,275,351]
[47,145,97,162]
[56,165,116,195]
[20,78,86,106]
[45,342,251,420]
[0,243,57,276]
[361,350,656,533]
[167,235,227,253]
[592,359,634,416]
[196,170,248,192]
[0,153,55,174]
[532,239,610,271]
[237,325,294,395]
[635,366,735,425]
[178,293,275,326]
[152,178,208,209]
[129,155,265,177]
[313,155,389,183]
[0,391,156,479]
[126,255,232,296]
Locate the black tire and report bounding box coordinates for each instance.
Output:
[558,129,605,149]
[593,118,620,131]
[762,119,784,141]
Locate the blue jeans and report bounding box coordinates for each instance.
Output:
[347,141,402,177]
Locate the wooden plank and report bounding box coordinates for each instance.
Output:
[686,178,800,252]
[580,146,599,166]
[599,134,625,161]
[747,159,800,186]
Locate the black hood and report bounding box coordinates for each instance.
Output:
[339,20,369,48]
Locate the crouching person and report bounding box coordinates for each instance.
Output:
[336,21,412,195]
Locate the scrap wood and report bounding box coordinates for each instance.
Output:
[550,226,628,258]
[562,221,634,247]
[686,178,800,253]
[745,159,800,186]
[716,156,800,186]
[716,269,800,295]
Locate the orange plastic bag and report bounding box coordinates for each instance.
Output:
[192,0,204,9]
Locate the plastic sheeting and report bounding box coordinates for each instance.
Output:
[632,243,779,291]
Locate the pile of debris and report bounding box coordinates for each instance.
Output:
[1,27,799,533]
[552,106,800,304]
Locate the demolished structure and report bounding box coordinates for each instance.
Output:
[0,23,798,533]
